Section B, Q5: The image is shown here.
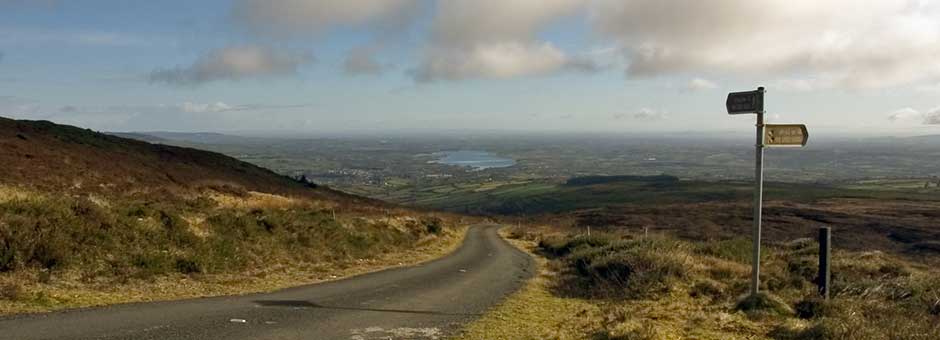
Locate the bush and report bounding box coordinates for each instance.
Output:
[0,282,23,301]
[423,217,443,235]
[540,233,618,257]
[794,298,840,319]
[567,237,690,298]
[735,292,793,317]
[174,258,202,274]
[690,279,725,299]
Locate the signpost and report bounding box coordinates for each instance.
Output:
[726,87,809,296]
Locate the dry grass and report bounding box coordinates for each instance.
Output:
[453,231,599,340]
[465,225,940,339]
[0,224,467,315]
[0,186,472,315]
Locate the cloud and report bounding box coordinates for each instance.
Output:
[614,108,666,121]
[589,0,940,89]
[0,51,4,63]
[178,101,310,113]
[632,108,666,121]
[149,45,314,86]
[59,105,78,113]
[886,107,940,125]
[925,107,940,125]
[888,107,923,122]
[414,42,572,81]
[413,0,590,82]
[231,0,420,37]
[344,46,388,76]
[687,77,717,91]
[181,102,233,113]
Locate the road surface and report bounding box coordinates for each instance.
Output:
[0,224,534,340]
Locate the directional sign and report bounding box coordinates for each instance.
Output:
[726,88,765,114]
[764,124,808,147]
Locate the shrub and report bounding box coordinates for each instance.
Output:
[174,258,202,274]
[735,292,793,317]
[423,217,443,235]
[540,233,618,257]
[794,298,840,319]
[567,237,690,299]
[690,279,725,299]
[0,282,23,301]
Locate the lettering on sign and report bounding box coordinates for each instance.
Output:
[764,124,808,147]
[726,89,764,114]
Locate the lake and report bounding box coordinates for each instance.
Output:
[431,150,516,170]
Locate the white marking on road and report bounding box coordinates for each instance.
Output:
[350,326,442,339]
[229,318,247,323]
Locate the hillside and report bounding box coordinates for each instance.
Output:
[0,117,468,315]
[1,117,317,197]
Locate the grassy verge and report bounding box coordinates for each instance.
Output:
[0,185,470,315]
[463,226,940,339]
[453,230,598,340]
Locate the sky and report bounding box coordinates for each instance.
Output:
[1,0,940,136]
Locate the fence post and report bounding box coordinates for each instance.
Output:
[818,227,831,300]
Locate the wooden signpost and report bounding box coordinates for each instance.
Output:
[726,87,810,296]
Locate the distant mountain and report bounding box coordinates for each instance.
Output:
[126,131,272,145]
[107,132,170,144]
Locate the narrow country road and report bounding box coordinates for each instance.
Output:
[0,224,534,340]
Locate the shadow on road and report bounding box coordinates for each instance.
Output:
[253,300,481,317]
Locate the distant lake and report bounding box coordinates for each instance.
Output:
[432,150,516,170]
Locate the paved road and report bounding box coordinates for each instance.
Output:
[0,225,534,340]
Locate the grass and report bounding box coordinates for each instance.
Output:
[453,231,599,340]
[0,185,470,315]
[463,225,940,339]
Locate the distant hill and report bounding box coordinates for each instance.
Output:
[0,117,318,197]
[107,132,170,144]
[118,131,271,145]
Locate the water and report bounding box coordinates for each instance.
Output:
[432,150,516,170]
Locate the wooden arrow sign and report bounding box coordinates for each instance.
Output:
[764,124,808,147]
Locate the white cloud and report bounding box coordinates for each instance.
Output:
[925,107,940,125]
[231,1,419,77]
[886,107,940,125]
[633,108,666,121]
[888,107,923,122]
[414,42,571,81]
[589,0,940,89]
[149,45,314,86]
[687,77,717,91]
[413,0,590,82]
[181,102,233,113]
[615,108,666,121]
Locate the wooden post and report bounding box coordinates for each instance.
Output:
[818,227,831,299]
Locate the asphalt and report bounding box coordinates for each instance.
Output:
[0,224,534,340]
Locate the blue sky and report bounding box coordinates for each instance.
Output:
[1,0,939,136]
